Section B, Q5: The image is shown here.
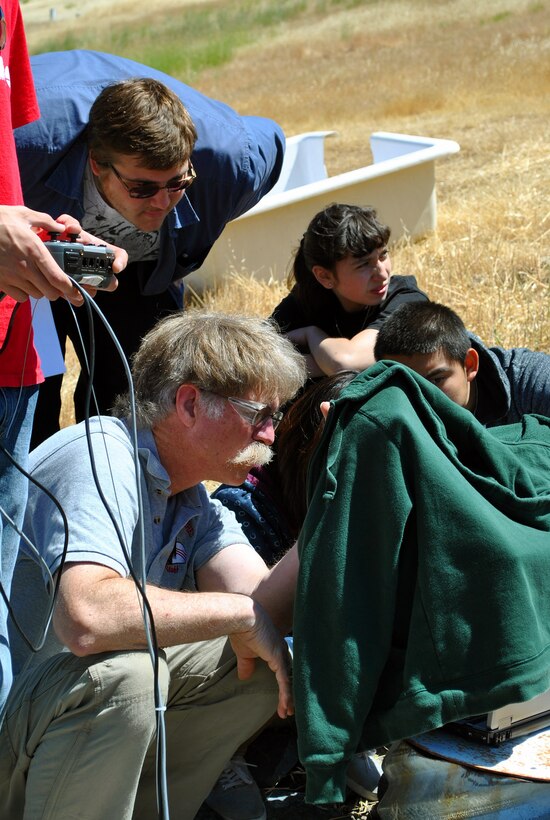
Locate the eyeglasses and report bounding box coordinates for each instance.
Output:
[108,160,196,199]
[226,397,284,430]
[203,391,283,430]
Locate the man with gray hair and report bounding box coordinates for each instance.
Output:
[0,309,306,820]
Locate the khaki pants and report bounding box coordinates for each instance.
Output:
[0,637,278,820]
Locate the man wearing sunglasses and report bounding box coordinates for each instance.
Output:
[14,49,285,447]
[3,309,306,820]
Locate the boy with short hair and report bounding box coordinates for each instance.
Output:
[373,300,550,425]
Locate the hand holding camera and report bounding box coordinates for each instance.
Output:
[43,232,115,290]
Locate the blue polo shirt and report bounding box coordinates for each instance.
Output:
[11,416,249,673]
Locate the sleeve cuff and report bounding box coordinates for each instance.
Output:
[304,760,348,805]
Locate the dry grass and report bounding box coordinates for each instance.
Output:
[23,0,549,426]
[186,270,289,316]
[187,0,550,351]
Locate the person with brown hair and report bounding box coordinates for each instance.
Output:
[16,49,285,448]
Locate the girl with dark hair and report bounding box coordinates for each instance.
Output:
[271,203,429,377]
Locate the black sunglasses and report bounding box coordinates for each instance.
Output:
[108,160,196,199]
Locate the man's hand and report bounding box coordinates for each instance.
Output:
[53,563,293,717]
[229,600,294,719]
[0,206,127,304]
[0,205,86,304]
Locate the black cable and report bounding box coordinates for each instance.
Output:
[74,287,169,820]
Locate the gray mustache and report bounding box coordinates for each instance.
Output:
[229,442,273,467]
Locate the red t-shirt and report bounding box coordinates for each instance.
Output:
[0,0,43,386]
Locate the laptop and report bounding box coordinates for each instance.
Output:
[445,687,550,746]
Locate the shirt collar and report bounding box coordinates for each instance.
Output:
[123,421,202,507]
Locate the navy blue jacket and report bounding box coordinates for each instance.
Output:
[14,50,285,295]
[469,333,550,426]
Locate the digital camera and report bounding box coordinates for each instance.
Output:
[44,236,115,289]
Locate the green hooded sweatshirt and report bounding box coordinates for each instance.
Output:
[294,362,550,804]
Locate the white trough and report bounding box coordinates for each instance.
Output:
[186,130,460,293]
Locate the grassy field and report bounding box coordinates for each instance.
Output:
[22,0,549,424]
